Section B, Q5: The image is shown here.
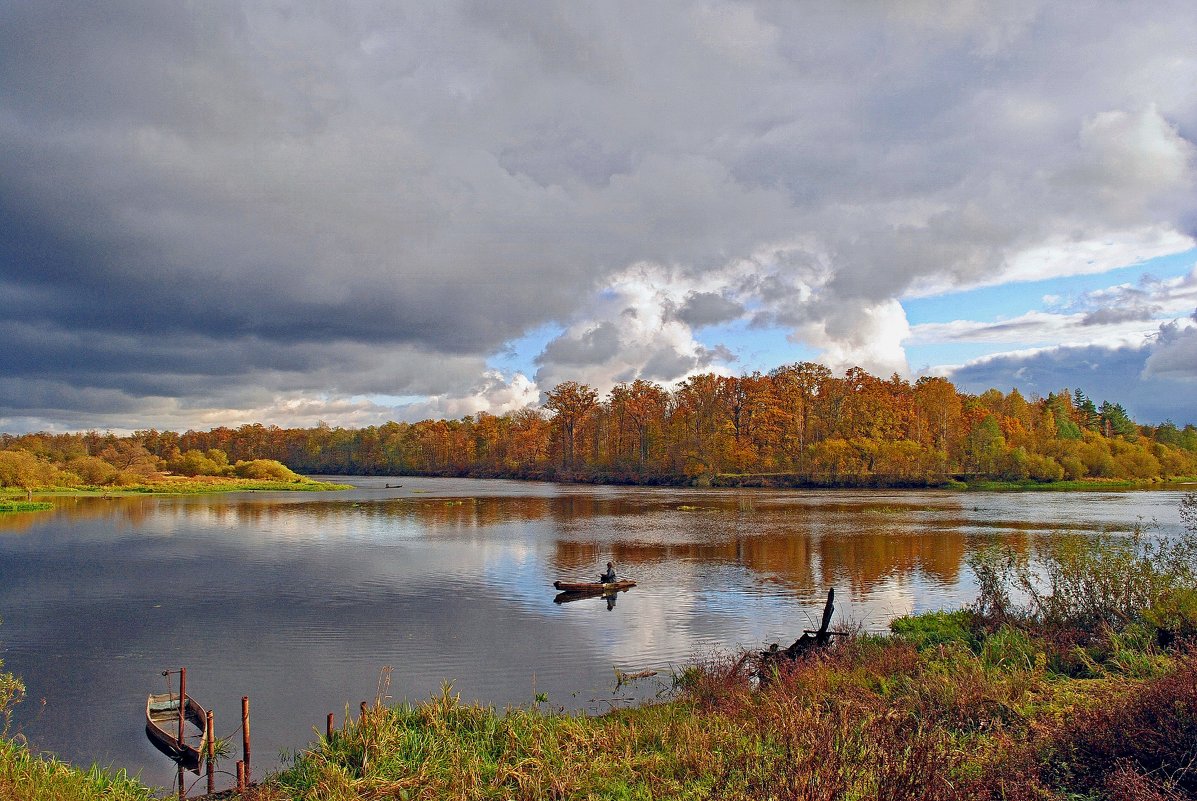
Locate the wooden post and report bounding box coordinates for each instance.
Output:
[177,667,187,750]
[326,712,335,740]
[816,588,835,646]
[236,761,245,792]
[177,763,186,799]
[206,710,215,795]
[241,696,251,785]
[360,700,368,719]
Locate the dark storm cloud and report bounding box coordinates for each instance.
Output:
[2,1,1196,429]
[949,329,1197,424]
[1143,319,1197,381]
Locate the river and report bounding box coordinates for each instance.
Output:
[0,477,1188,793]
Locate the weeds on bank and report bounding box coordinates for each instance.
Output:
[257,634,1067,800]
[0,740,153,801]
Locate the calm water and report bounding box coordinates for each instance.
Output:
[0,477,1189,793]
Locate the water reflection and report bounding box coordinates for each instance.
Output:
[553,586,635,608]
[0,477,1187,792]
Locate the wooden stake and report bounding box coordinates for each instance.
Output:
[177,667,187,750]
[177,763,186,799]
[236,760,245,792]
[360,700,368,719]
[326,712,335,740]
[241,696,251,784]
[206,710,215,795]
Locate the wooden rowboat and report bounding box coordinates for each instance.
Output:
[553,579,637,594]
[145,692,210,773]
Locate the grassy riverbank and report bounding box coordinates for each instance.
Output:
[3,612,1195,800]
[245,623,1192,801]
[1,475,352,513]
[0,739,152,801]
[30,474,353,495]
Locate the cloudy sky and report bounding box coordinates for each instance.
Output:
[2,1,1195,433]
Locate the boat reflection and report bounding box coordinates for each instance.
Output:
[553,585,633,609]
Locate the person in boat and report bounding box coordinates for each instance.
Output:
[599,561,617,584]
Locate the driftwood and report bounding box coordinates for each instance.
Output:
[759,588,845,677]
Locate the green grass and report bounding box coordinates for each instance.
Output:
[0,739,154,801]
[890,609,980,652]
[0,501,52,514]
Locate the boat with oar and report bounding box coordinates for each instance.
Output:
[145,692,210,773]
[553,579,637,594]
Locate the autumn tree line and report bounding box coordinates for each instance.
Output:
[3,363,1197,490]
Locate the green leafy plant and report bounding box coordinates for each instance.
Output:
[968,513,1197,632]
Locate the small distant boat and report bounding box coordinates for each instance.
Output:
[553,579,637,594]
[385,483,403,488]
[145,692,210,773]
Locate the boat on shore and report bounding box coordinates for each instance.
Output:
[553,579,637,594]
[145,692,210,773]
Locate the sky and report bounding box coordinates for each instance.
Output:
[2,1,1196,434]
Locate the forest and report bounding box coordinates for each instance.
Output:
[2,363,1197,490]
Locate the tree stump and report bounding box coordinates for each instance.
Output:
[759,588,840,679]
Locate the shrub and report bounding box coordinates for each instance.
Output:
[969,494,1197,633]
[999,447,1030,481]
[1144,587,1197,646]
[0,450,65,497]
[1113,446,1161,479]
[1049,655,1197,797]
[1079,439,1116,477]
[65,455,119,485]
[1058,455,1086,481]
[1025,453,1064,482]
[233,459,301,481]
[166,448,227,477]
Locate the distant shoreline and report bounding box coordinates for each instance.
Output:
[318,471,1197,492]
